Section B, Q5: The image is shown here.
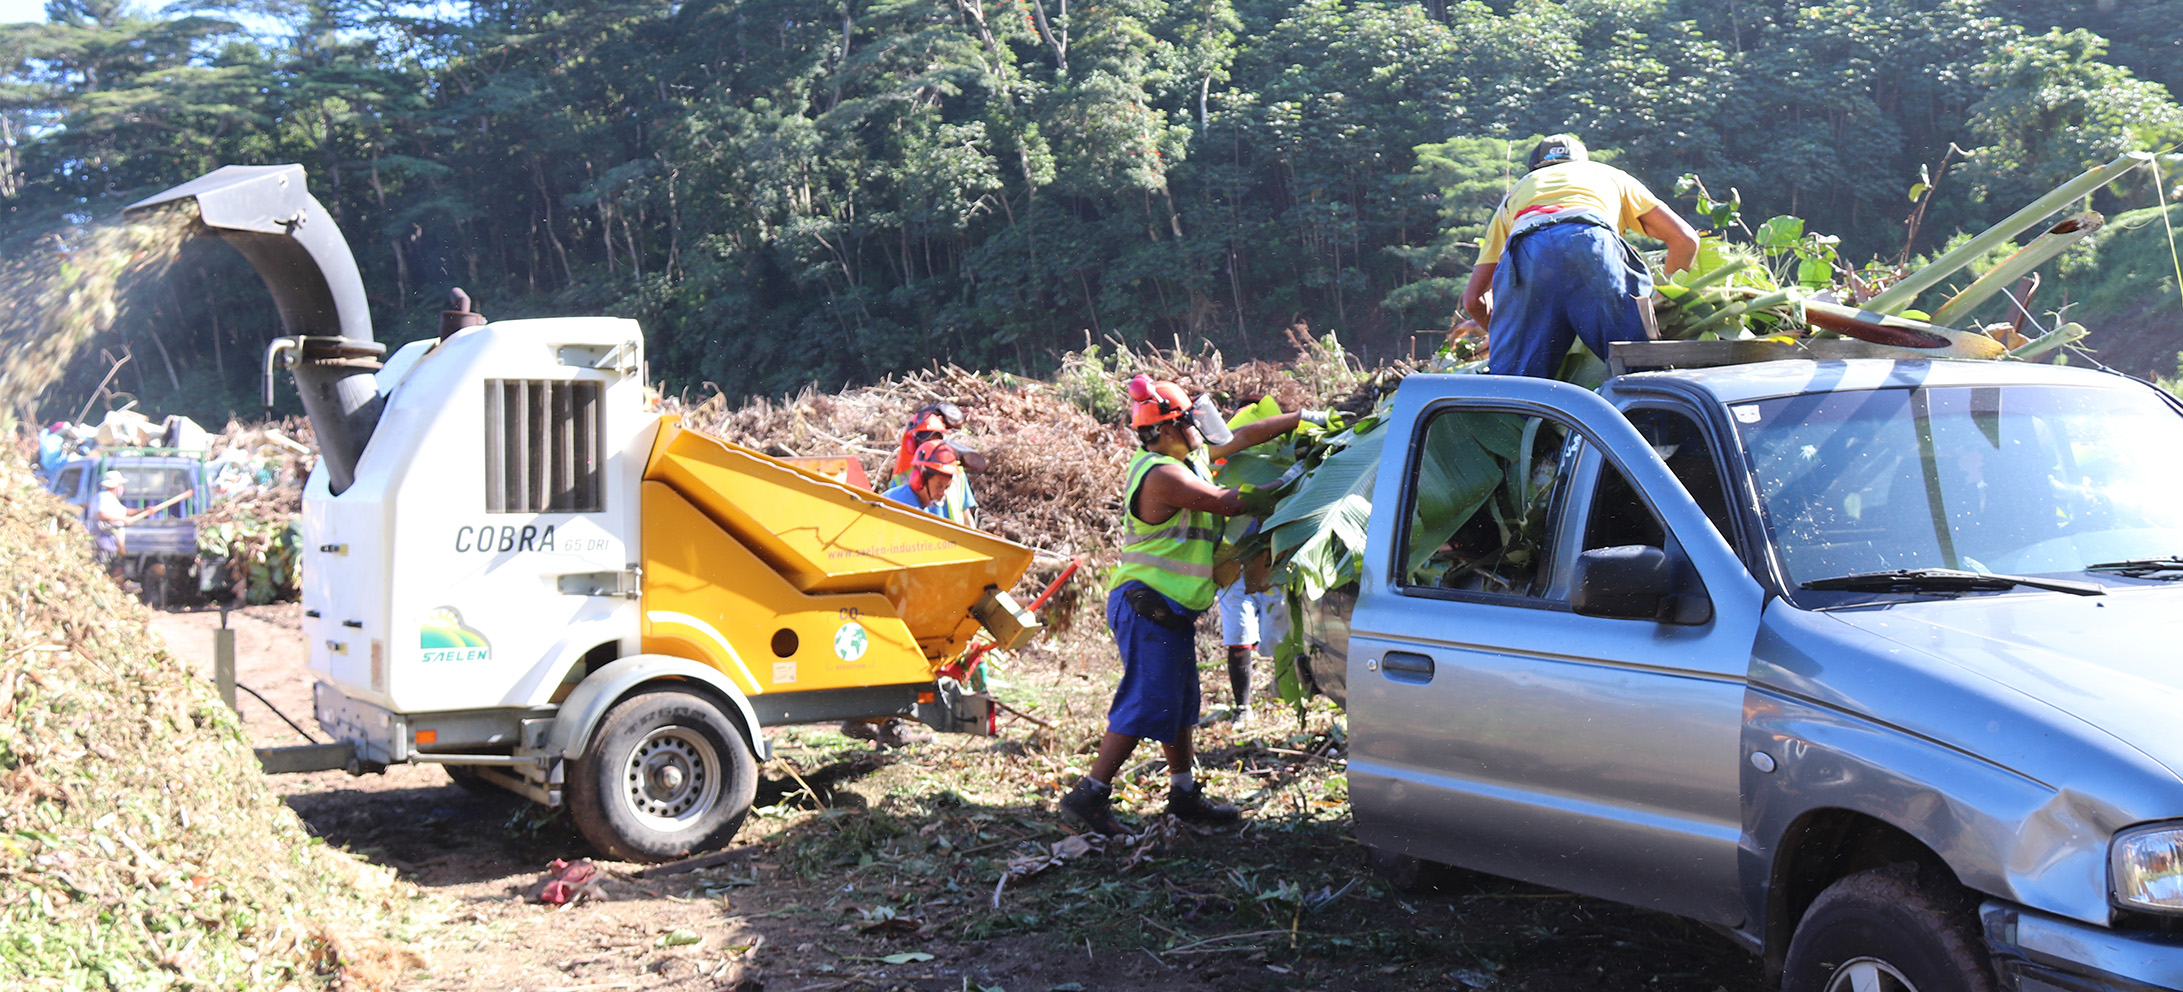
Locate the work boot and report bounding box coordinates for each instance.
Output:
[1167,783,1241,827]
[1058,779,1135,839]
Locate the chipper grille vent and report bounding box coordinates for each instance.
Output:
[484,378,604,513]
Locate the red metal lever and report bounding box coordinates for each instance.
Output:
[1026,556,1083,612]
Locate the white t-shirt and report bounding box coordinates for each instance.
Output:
[87,491,125,541]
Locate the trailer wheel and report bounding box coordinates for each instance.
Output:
[568,689,757,863]
[1783,864,1996,992]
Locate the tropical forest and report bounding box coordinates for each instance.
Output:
[5,0,2183,418]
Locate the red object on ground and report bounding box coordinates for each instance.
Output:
[534,858,601,905]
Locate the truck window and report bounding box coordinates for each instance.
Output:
[53,466,84,499]
[117,466,192,503]
[1737,383,2183,583]
[1622,408,1734,543]
[485,379,605,513]
[1399,408,1570,598]
[1581,458,1667,552]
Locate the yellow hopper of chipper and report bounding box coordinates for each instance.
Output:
[638,418,1037,702]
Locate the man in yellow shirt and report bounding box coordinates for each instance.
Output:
[1460,134,1699,378]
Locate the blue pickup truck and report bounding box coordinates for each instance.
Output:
[47,449,209,604]
[1302,348,2183,992]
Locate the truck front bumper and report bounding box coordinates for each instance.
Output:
[1984,902,2183,992]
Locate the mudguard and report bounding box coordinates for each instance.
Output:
[549,654,769,762]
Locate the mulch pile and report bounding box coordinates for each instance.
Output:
[0,446,426,989]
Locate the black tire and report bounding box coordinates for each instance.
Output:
[1783,864,1997,992]
[1367,844,1447,894]
[566,690,758,863]
[443,764,514,798]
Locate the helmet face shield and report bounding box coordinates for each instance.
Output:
[1189,394,1233,446]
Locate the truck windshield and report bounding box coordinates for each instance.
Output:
[116,466,193,503]
[1732,383,2183,590]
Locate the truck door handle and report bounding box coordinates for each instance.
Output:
[1381,651,1434,684]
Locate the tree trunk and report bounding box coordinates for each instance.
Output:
[665,162,681,279]
[200,268,225,383]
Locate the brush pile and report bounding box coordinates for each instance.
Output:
[196,418,315,603]
[689,332,1372,623]
[0,445,425,988]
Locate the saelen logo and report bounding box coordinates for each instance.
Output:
[420,607,491,664]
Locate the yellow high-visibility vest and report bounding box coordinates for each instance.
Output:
[1109,449,1219,611]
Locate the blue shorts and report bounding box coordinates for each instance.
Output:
[1488,221,1654,379]
[1105,582,1203,743]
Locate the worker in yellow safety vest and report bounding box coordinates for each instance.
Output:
[1057,375,1324,838]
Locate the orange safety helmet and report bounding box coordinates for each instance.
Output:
[894,412,950,477]
[911,438,964,478]
[1127,375,1191,429]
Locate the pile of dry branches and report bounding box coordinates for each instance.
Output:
[686,331,1374,626]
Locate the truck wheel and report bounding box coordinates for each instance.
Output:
[567,690,757,863]
[1782,864,1996,992]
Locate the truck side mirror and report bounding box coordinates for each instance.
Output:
[1570,545,1713,625]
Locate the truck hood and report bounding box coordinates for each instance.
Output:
[1818,585,2183,781]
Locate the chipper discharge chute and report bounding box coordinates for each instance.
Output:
[127,163,1055,863]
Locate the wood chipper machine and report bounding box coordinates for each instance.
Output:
[127,165,1048,861]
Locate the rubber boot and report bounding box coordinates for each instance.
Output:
[1167,782,1241,826]
[1058,779,1135,839]
[1226,646,1255,725]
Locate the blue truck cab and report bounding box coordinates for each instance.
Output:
[1305,349,2183,991]
[48,448,210,602]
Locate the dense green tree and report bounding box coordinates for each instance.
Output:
[7,0,2183,421]
[1964,27,2183,207]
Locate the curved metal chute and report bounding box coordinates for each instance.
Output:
[128,165,383,493]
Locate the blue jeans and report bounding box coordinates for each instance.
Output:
[1488,221,1654,378]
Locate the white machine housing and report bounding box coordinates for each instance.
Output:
[303,319,654,762]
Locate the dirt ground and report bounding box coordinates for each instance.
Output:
[148,605,1767,992]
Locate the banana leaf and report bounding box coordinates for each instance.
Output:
[1264,426,1386,534]
[1274,492,1372,599]
[1215,446,1298,489]
[1225,393,1283,430]
[1404,412,1517,577]
[1264,427,1387,598]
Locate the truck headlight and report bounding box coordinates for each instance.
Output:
[2111,823,2183,913]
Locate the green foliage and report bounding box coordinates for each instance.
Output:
[7,0,2183,415]
[1051,347,1127,424]
[198,515,303,604]
[1383,134,1545,324]
[1965,28,2183,208]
